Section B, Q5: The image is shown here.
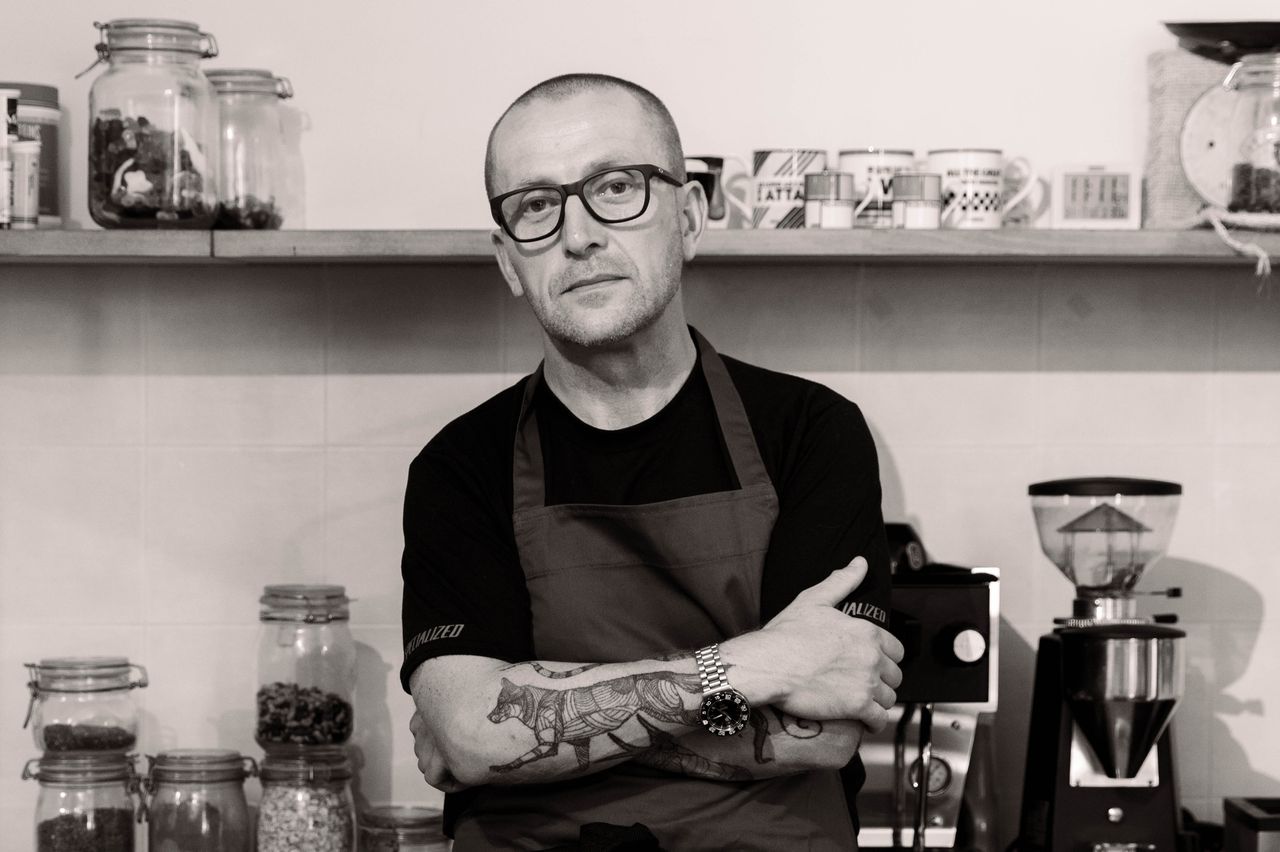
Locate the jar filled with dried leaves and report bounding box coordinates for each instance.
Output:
[24,657,148,752]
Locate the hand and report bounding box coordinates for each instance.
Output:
[723,556,904,732]
[410,709,469,793]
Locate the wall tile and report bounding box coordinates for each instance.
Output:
[327,373,513,447]
[327,264,505,374]
[683,263,858,372]
[147,268,324,375]
[148,375,326,445]
[1172,621,1214,799]
[1210,622,1280,796]
[326,448,421,626]
[1038,373,1212,445]
[0,376,144,446]
[0,448,143,624]
[145,449,326,624]
[1039,266,1215,371]
[1214,372,1280,445]
[1212,447,1280,623]
[1216,275,1280,371]
[859,265,1039,371]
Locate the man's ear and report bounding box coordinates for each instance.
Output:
[491,229,525,298]
[679,179,708,263]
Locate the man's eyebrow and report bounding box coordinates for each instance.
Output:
[504,156,639,192]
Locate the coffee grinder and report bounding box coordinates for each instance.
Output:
[1018,477,1195,852]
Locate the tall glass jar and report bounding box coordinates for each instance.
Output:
[1226,52,1280,213]
[22,752,139,852]
[24,657,148,752]
[258,747,356,852]
[205,68,295,229]
[144,749,256,852]
[86,18,220,228]
[360,805,450,851]
[257,584,357,749]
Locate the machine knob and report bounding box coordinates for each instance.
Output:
[1107,807,1125,824]
[951,629,986,664]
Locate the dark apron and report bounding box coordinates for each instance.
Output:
[452,330,855,852]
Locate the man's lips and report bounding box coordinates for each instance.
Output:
[563,275,625,293]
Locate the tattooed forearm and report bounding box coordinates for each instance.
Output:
[610,716,752,781]
[499,661,604,679]
[485,670,703,774]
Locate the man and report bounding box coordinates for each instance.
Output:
[401,73,904,851]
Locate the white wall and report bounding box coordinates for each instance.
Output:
[2,1,1279,848]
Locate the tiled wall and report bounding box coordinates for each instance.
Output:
[1,260,1277,845]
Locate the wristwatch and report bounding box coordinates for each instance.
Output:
[695,643,751,737]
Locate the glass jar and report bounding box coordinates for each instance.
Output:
[144,749,256,852]
[360,805,450,852]
[24,657,148,752]
[86,18,220,228]
[205,68,295,229]
[1225,52,1280,213]
[22,752,140,852]
[257,584,357,749]
[258,747,356,852]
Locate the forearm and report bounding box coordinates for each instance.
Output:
[410,653,708,788]
[629,708,865,780]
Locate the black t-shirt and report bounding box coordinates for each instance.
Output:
[399,348,891,684]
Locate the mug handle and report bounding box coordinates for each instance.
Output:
[1001,156,1039,218]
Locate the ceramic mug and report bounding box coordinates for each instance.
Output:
[838,148,916,228]
[685,156,753,229]
[925,148,1041,230]
[751,149,827,229]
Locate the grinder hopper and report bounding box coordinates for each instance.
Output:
[1028,477,1185,779]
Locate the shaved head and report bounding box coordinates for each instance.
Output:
[484,73,686,198]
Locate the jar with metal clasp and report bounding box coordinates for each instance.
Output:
[1225,51,1280,213]
[258,746,356,852]
[24,657,148,752]
[143,749,257,852]
[360,805,450,851]
[84,18,220,227]
[22,752,141,852]
[257,584,357,749]
[205,68,296,229]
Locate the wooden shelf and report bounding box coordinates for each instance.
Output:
[2,228,1277,266]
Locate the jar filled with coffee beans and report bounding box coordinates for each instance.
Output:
[23,752,140,852]
[24,657,148,752]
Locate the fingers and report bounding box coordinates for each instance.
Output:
[880,629,906,664]
[795,556,869,607]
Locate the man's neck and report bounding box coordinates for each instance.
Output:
[541,313,698,431]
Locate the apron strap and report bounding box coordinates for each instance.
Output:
[512,328,772,512]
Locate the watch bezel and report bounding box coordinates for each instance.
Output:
[699,687,750,737]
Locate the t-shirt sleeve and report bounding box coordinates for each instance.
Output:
[399,447,533,694]
[759,394,891,628]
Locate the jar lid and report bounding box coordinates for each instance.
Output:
[149,749,257,783]
[838,147,915,157]
[205,68,293,99]
[362,804,444,830]
[23,752,136,784]
[891,173,942,202]
[92,18,218,61]
[260,745,352,782]
[260,584,351,622]
[0,82,58,109]
[804,171,856,200]
[26,657,148,690]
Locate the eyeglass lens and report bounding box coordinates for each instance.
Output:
[500,168,651,241]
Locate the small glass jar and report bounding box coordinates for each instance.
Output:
[1225,52,1280,213]
[257,584,357,749]
[360,805,450,852]
[258,747,356,852]
[24,657,148,752]
[891,173,943,230]
[804,171,856,229]
[144,749,257,852]
[85,18,220,228]
[22,752,140,852]
[205,68,295,229]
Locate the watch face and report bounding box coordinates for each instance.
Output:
[700,689,750,737]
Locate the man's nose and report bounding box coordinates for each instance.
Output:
[561,195,608,256]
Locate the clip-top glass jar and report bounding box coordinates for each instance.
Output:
[144,749,256,852]
[86,18,220,228]
[22,752,140,852]
[258,746,356,852]
[360,805,450,852]
[1225,52,1280,213]
[24,657,148,752]
[205,68,295,229]
[257,584,357,749]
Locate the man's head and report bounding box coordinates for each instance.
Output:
[485,74,706,350]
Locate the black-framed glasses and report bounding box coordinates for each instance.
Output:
[489,163,685,243]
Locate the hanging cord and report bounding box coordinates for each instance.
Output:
[1172,207,1277,292]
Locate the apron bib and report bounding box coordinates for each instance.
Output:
[453,330,855,851]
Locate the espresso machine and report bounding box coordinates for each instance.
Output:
[1018,477,1195,852]
[858,524,1000,852]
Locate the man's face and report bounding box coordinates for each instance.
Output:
[488,90,700,349]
